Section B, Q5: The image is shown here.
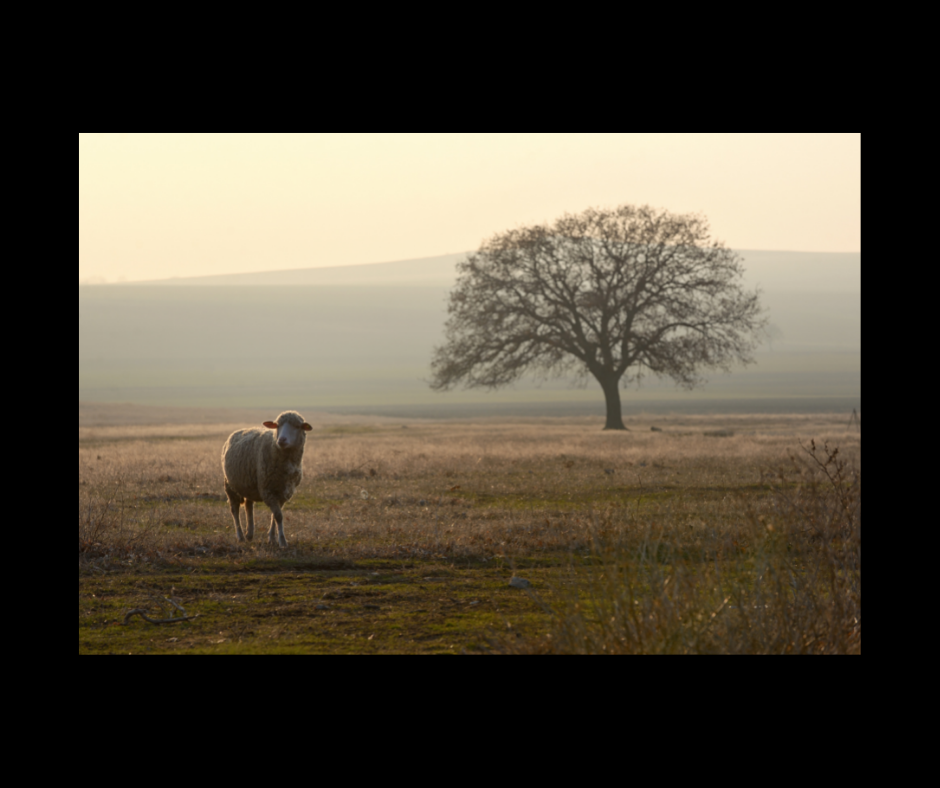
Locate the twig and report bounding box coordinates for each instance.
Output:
[141,590,189,617]
[162,596,188,616]
[692,595,731,643]
[123,608,198,625]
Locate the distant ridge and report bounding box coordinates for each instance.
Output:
[125,252,471,287]
[111,249,860,293]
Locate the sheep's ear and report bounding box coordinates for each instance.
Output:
[302,423,313,432]
[263,421,278,429]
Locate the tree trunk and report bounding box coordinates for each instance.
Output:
[598,375,627,430]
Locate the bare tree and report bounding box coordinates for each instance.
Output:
[430,204,765,430]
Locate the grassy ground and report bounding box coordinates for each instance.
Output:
[79,412,861,654]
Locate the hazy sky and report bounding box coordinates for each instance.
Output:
[78,133,861,283]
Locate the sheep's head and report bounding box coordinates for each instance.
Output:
[263,411,312,450]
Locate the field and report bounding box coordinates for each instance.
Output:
[78,406,861,654]
[78,285,860,410]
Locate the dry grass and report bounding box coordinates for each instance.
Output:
[79,412,860,654]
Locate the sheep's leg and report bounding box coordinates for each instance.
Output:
[225,484,246,542]
[244,500,255,541]
[228,498,245,542]
[265,500,288,548]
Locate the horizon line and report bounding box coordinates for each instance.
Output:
[79,246,863,286]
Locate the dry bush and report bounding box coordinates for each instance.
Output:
[509,440,861,654]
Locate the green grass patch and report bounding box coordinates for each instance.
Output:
[289,492,346,510]
[78,559,558,655]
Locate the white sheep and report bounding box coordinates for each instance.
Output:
[221,411,312,547]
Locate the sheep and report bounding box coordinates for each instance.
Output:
[221,411,312,547]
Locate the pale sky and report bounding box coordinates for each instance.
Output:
[78,133,861,283]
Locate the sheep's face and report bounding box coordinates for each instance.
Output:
[263,412,313,451]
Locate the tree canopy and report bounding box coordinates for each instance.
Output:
[430,204,765,429]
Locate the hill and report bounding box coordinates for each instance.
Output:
[113,249,860,293]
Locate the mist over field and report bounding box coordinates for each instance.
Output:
[78,250,860,417]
